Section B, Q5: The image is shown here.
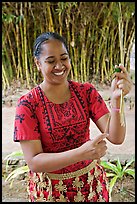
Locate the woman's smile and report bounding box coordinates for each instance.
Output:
[53,70,65,76]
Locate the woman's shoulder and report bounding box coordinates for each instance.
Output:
[17,85,39,104]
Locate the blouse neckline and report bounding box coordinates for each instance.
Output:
[37,81,74,105]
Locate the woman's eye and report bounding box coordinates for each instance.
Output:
[61,58,68,61]
[47,61,55,64]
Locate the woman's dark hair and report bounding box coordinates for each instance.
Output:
[33,32,68,58]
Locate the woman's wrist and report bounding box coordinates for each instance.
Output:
[111,97,120,107]
[110,97,121,112]
[110,103,120,112]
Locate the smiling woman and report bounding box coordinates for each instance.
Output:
[33,32,72,104]
[13,31,132,202]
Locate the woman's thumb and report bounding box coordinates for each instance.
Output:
[92,133,108,146]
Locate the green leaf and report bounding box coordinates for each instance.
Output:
[106,172,116,177]
[3,151,24,172]
[116,158,122,172]
[5,166,29,182]
[124,169,135,178]
[123,158,135,171]
[114,67,121,72]
[101,161,119,174]
[109,176,119,197]
[3,151,23,161]
[112,65,121,73]
[116,158,124,178]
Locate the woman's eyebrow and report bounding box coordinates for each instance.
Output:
[45,53,68,60]
[45,56,54,60]
[60,53,68,56]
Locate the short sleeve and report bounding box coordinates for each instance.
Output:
[13,92,41,142]
[84,82,109,123]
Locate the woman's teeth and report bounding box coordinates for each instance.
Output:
[54,71,64,76]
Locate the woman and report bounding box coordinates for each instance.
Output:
[14,32,132,202]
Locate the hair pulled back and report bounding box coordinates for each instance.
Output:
[33,32,68,58]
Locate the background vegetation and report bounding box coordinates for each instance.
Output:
[2,2,135,91]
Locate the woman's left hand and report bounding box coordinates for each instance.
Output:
[111,64,133,100]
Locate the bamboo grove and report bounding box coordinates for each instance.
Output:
[2,2,135,91]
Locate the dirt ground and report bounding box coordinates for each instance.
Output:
[2,82,135,202]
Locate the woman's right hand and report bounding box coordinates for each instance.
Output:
[78,133,108,161]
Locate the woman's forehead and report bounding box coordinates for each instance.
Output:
[40,39,67,55]
[41,39,65,48]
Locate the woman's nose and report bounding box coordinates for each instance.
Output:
[54,62,64,69]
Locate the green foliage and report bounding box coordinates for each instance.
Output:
[5,166,29,188]
[3,151,24,172]
[3,151,29,188]
[2,13,16,23]
[100,157,135,198]
[114,67,121,73]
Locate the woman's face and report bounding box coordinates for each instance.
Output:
[35,39,71,85]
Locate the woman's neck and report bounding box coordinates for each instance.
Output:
[40,80,71,104]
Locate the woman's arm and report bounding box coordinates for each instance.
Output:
[20,133,107,173]
[20,140,81,173]
[96,64,132,144]
[96,111,126,144]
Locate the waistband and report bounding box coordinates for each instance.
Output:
[46,160,97,180]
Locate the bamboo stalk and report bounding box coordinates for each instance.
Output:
[104,114,111,134]
[2,71,6,91]
[15,3,23,82]
[19,2,25,81]
[7,33,16,75]
[71,15,78,81]
[3,46,13,81]
[85,23,92,80]
[24,2,30,88]
[29,2,38,85]
[125,23,135,70]
[47,2,54,32]
[120,88,125,126]
[65,7,75,81]
[118,2,125,127]
[109,30,114,76]
[2,62,10,89]
[82,25,87,82]
[80,45,84,83]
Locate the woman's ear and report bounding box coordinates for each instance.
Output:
[34,57,41,72]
